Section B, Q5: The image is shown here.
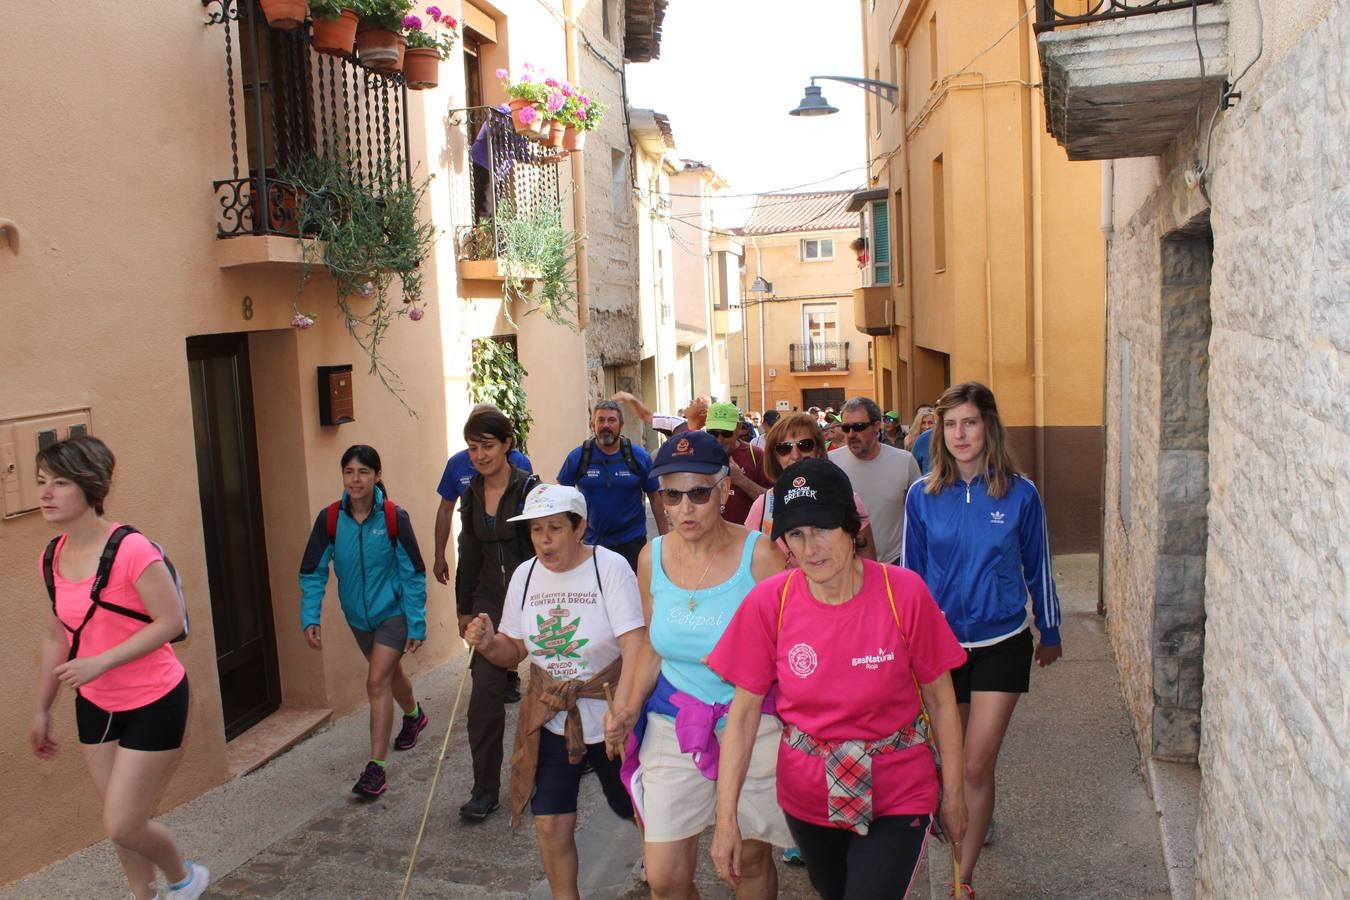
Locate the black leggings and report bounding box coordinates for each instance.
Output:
[786,812,931,900]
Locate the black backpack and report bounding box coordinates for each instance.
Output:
[576,437,643,480]
[43,526,189,661]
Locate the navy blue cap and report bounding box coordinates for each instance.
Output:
[650,430,729,479]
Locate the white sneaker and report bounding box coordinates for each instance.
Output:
[164,861,210,899]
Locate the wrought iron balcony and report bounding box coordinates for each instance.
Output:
[1036,0,1227,160]
[790,342,850,373]
[206,0,412,239]
[453,106,563,275]
[1033,0,1217,33]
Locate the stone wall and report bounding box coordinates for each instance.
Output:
[1105,3,1349,895]
[1194,4,1348,893]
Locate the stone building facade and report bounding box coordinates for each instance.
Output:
[1042,1,1348,895]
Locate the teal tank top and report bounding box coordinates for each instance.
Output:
[649,530,761,705]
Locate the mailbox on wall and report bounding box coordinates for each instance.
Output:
[317,365,355,426]
[0,409,93,518]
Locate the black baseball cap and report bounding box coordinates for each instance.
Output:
[650,429,729,479]
[770,458,855,540]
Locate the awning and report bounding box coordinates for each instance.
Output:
[846,187,889,212]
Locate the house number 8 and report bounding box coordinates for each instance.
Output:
[241,295,254,320]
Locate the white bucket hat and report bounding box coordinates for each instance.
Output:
[507,483,588,522]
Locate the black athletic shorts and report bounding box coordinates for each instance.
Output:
[531,728,633,819]
[350,614,408,657]
[949,628,1034,703]
[76,674,189,751]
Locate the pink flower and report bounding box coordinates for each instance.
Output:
[403,14,422,30]
[290,313,316,330]
[496,68,509,80]
[519,72,533,82]
[409,306,425,321]
[545,77,559,87]
[359,280,375,298]
[523,62,534,71]
[546,92,565,112]
[446,16,456,27]
[576,107,588,121]
[516,105,538,124]
[578,94,590,106]
[426,5,442,20]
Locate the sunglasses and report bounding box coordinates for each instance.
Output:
[838,420,877,433]
[774,438,818,455]
[660,486,718,506]
[707,429,735,438]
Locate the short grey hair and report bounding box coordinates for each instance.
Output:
[592,399,624,424]
[841,396,882,422]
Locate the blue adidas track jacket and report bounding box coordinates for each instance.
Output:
[299,487,428,640]
[901,473,1061,647]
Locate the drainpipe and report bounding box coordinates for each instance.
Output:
[978,71,995,389]
[1025,12,1047,492]
[563,0,588,328]
[900,46,916,412]
[1098,159,1114,616]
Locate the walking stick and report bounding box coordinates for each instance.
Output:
[398,646,475,900]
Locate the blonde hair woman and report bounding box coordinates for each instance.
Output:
[903,406,936,451]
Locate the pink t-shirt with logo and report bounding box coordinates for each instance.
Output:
[708,560,966,827]
[43,525,186,712]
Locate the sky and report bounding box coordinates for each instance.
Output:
[624,0,869,227]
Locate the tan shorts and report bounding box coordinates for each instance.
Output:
[638,712,792,846]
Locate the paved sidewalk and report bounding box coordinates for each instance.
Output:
[4,554,1168,899]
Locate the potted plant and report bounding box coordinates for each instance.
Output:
[310,0,359,55]
[402,6,458,89]
[353,0,411,72]
[561,91,604,152]
[285,155,436,405]
[260,0,309,29]
[539,80,569,148]
[497,66,548,137]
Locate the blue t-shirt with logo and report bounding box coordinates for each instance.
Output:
[557,440,659,546]
[436,448,532,502]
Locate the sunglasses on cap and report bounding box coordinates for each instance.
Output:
[882,415,897,423]
[660,486,718,506]
[774,438,818,455]
[838,420,877,433]
[707,429,735,438]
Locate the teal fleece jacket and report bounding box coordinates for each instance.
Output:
[298,487,428,640]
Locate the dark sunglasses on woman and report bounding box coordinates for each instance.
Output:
[774,438,818,455]
[660,486,717,505]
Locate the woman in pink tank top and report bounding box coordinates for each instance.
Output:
[28,437,209,900]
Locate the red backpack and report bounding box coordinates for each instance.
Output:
[325,499,398,545]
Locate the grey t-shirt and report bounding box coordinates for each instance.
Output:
[829,443,921,563]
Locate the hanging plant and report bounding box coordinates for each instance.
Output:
[470,337,533,451]
[494,195,580,331]
[284,155,436,408]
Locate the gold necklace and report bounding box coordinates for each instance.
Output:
[686,552,717,613]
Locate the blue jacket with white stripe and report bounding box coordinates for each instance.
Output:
[901,472,1061,647]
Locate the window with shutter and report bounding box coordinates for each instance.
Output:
[870,200,891,285]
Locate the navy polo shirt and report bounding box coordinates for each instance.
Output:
[436,448,533,502]
[557,441,659,546]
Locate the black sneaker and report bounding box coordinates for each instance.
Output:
[504,672,521,704]
[352,761,387,798]
[394,708,429,751]
[458,792,500,822]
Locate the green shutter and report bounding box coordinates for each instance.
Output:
[871,200,891,285]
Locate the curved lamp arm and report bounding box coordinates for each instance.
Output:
[811,75,900,109]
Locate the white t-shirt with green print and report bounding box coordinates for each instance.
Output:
[500,546,645,743]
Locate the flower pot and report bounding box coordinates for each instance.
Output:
[562,126,586,152]
[311,9,358,57]
[260,0,308,29]
[403,47,440,89]
[509,98,542,137]
[393,35,407,73]
[544,120,567,149]
[355,26,400,71]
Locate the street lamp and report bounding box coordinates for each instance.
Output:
[790,75,900,117]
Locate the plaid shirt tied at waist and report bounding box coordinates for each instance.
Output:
[781,713,933,835]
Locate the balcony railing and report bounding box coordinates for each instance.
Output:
[790,342,850,373]
[206,0,412,238]
[453,106,563,265]
[1034,0,1217,33]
